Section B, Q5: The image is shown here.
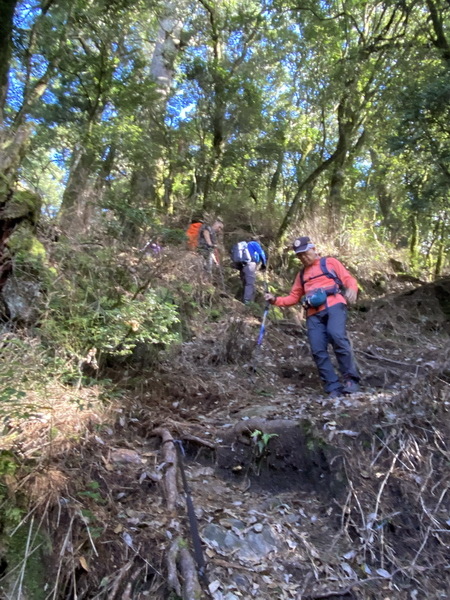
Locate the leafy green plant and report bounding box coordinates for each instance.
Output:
[161,228,187,246]
[0,451,19,484]
[42,282,180,359]
[78,481,105,504]
[250,429,278,458]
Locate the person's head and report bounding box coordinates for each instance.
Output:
[293,236,318,267]
[212,218,224,233]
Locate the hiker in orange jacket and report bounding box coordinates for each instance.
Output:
[264,236,360,398]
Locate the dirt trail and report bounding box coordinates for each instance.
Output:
[1,263,449,600]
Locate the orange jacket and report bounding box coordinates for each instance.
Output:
[186,222,203,250]
[272,256,358,316]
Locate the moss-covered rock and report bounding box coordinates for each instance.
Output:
[0,191,56,322]
[6,223,46,268]
[1,189,42,223]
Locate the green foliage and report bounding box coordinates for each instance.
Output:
[161,228,187,246]
[0,450,18,478]
[4,521,53,600]
[42,283,180,359]
[0,339,56,420]
[0,387,29,419]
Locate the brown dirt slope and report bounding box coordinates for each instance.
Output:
[0,251,449,600]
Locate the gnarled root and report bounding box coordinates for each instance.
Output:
[166,537,202,600]
[152,427,179,511]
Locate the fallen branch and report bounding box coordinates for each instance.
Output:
[180,433,216,449]
[152,431,207,600]
[358,349,424,371]
[304,589,354,599]
[304,570,401,599]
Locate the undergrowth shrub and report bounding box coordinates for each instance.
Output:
[42,282,180,359]
[0,336,52,420]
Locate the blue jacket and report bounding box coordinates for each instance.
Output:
[246,241,267,267]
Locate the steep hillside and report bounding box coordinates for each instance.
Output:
[0,249,449,600]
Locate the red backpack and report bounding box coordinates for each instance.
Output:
[186,222,203,250]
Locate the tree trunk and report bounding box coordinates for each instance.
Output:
[425,0,450,64]
[59,144,98,234]
[266,150,284,214]
[369,148,393,232]
[434,217,447,278]
[130,5,184,216]
[0,0,18,117]
[409,213,419,271]
[198,0,225,210]
[328,162,346,234]
[276,120,347,245]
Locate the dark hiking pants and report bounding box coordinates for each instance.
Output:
[306,303,359,394]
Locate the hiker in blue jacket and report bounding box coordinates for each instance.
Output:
[232,239,267,304]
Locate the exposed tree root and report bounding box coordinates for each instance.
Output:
[179,432,216,449]
[153,429,205,600]
[179,546,203,600]
[233,417,299,444]
[167,538,182,597]
[152,427,179,511]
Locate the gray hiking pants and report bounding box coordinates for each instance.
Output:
[198,247,215,273]
[240,262,257,303]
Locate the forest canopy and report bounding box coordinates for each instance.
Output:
[1,3,450,598]
[0,0,449,275]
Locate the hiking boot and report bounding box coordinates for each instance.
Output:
[328,388,343,399]
[343,379,360,394]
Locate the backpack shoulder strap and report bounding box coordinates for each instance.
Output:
[300,257,343,289]
[300,267,305,287]
[320,256,343,288]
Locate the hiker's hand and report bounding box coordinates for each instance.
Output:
[264,292,276,303]
[344,288,357,304]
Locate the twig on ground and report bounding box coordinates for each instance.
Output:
[411,486,449,568]
[47,514,76,600]
[108,560,134,600]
